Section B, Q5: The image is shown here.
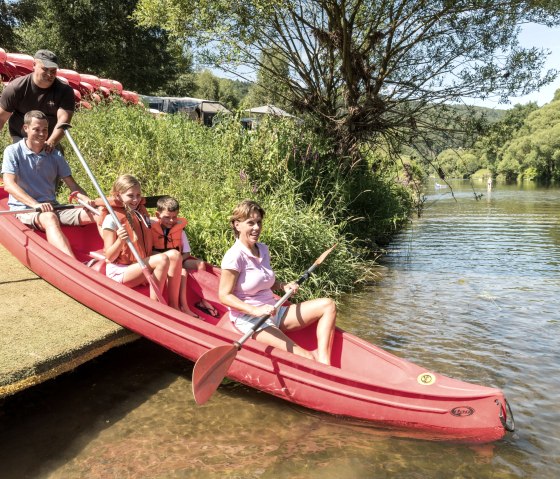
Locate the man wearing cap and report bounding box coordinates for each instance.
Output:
[0,50,75,152]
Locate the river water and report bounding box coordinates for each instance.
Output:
[1,180,559,478]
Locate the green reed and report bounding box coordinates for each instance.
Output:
[2,100,412,299]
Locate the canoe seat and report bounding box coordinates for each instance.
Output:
[87,250,107,274]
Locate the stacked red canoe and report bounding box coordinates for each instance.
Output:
[0,47,138,108]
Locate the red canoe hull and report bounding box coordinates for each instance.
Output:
[0,192,512,443]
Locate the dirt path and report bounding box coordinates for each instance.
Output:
[0,244,137,398]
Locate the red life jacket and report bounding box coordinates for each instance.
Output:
[95,197,153,265]
[151,217,188,252]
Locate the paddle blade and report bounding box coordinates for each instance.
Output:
[192,345,238,405]
[314,243,337,266]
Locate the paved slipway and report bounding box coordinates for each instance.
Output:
[0,244,137,398]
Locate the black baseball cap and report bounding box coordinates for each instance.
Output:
[34,50,59,69]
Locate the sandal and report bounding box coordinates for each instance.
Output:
[195,301,219,317]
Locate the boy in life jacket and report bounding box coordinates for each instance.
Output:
[98,175,183,309]
[152,196,219,318]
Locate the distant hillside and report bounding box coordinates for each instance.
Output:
[452,104,508,123]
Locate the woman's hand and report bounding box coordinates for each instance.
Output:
[76,192,96,208]
[283,281,299,294]
[251,304,276,317]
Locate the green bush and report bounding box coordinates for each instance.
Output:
[519,167,538,182]
[2,101,413,298]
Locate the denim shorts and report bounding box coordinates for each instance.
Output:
[233,305,289,334]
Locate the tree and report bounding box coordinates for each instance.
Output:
[14,0,191,94]
[156,72,197,97]
[474,102,538,170]
[218,79,240,110]
[436,148,482,178]
[243,47,293,109]
[134,0,560,166]
[499,99,560,181]
[0,0,37,51]
[195,69,219,100]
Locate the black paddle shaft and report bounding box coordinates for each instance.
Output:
[39,204,77,211]
[0,204,79,216]
[233,263,320,349]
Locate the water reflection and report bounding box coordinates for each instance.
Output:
[0,340,525,479]
[1,180,559,478]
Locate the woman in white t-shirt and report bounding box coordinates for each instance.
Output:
[219,200,336,365]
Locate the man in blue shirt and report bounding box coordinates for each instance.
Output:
[1,110,95,258]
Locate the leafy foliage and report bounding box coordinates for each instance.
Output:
[0,0,37,51]
[0,102,414,297]
[444,91,560,182]
[436,148,484,179]
[243,47,293,110]
[134,0,560,167]
[498,97,560,181]
[12,0,190,94]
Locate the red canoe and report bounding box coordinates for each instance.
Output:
[0,188,514,443]
[5,53,33,76]
[99,78,123,94]
[1,49,132,104]
[79,73,101,89]
[56,68,81,89]
[120,90,139,104]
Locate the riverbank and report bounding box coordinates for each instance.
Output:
[0,244,137,398]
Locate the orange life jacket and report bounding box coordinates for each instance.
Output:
[151,217,188,252]
[95,197,153,265]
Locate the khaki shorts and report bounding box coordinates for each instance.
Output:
[16,208,83,230]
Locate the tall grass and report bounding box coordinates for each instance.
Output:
[1,101,413,299]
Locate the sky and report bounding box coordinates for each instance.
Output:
[468,23,560,109]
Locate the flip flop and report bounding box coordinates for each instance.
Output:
[195,301,219,317]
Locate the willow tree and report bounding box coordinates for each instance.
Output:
[134,1,560,165]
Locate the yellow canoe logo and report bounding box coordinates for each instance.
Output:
[417,372,436,385]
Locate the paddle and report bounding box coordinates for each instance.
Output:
[58,123,167,305]
[0,204,83,215]
[68,191,100,216]
[192,244,337,405]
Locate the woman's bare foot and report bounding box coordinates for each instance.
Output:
[294,348,316,362]
[312,349,331,366]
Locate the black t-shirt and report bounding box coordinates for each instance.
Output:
[0,73,75,137]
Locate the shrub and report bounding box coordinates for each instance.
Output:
[3,101,413,298]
